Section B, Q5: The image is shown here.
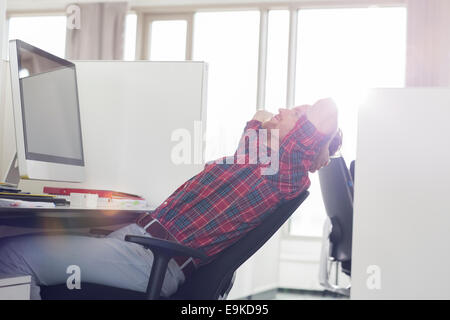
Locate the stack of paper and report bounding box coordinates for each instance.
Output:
[96,197,148,209]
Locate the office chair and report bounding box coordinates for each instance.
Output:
[40,191,309,300]
[349,160,355,183]
[318,156,353,296]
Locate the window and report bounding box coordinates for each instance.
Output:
[7,6,407,239]
[193,11,260,161]
[141,14,193,61]
[289,7,407,237]
[150,20,187,60]
[8,15,67,58]
[137,6,406,237]
[265,10,290,113]
[8,13,139,61]
[124,13,137,60]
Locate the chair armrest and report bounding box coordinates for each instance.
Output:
[124,235,207,299]
[124,235,207,261]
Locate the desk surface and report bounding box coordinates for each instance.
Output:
[0,207,153,229]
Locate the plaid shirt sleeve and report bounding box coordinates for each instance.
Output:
[230,120,262,163]
[244,119,262,130]
[265,114,331,199]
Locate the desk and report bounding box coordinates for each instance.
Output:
[0,207,153,299]
[0,206,152,239]
[0,207,151,229]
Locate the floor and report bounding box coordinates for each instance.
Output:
[274,290,349,300]
[243,288,349,300]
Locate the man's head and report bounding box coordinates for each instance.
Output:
[261,99,342,172]
[261,106,307,140]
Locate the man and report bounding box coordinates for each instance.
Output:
[0,98,341,299]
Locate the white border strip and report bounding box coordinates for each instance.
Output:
[286,8,298,108]
[256,8,268,110]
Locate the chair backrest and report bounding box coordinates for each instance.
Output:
[318,156,353,263]
[171,191,309,300]
[349,160,355,183]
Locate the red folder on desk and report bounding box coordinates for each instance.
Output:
[43,187,144,200]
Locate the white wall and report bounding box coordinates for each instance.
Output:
[0,62,15,182]
[228,231,282,299]
[0,0,5,58]
[228,232,328,299]
[279,237,323,290]
[0,0,7,178]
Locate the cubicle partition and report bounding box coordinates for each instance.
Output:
[0,60,16,181]
[351,88,450,299]
[3,61,208,208]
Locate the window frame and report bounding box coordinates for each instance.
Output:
[136,12,194,60]
[5,9,141,60]
[5,11,68,59]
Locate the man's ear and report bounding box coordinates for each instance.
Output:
[328,129,342,156]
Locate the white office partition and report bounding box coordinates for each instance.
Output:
[0,0,8,174]
[0,60,5,175]
[351,88,450,299]
[19,61,207,208]
[0,61,16,180]
[0,0,5,60]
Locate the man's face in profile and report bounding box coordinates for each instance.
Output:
[261,102,341,173]
[261,105,308,140]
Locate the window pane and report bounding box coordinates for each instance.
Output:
[8,16,67,58]
[124,13,137,60]
[265,10,289,113]
[290,7,407,237]
[150,20,187,60]
[194,11,260,161]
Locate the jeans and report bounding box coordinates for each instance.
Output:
[0,223,184,299]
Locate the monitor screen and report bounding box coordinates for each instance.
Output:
[15,41,84,166]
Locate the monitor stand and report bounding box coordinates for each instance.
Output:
[3,153,19,186]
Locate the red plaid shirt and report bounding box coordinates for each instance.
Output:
[136,114,329,265]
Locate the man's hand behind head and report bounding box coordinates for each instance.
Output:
[306,98,338,136]
[252,110,274,123]
[308,129,343,173]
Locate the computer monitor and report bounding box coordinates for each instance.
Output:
[8,39,85,182]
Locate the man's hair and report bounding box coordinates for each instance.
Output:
[328,129,343,156]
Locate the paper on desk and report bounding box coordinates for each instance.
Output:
[0,198,55,208]
[96,197,148,209]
